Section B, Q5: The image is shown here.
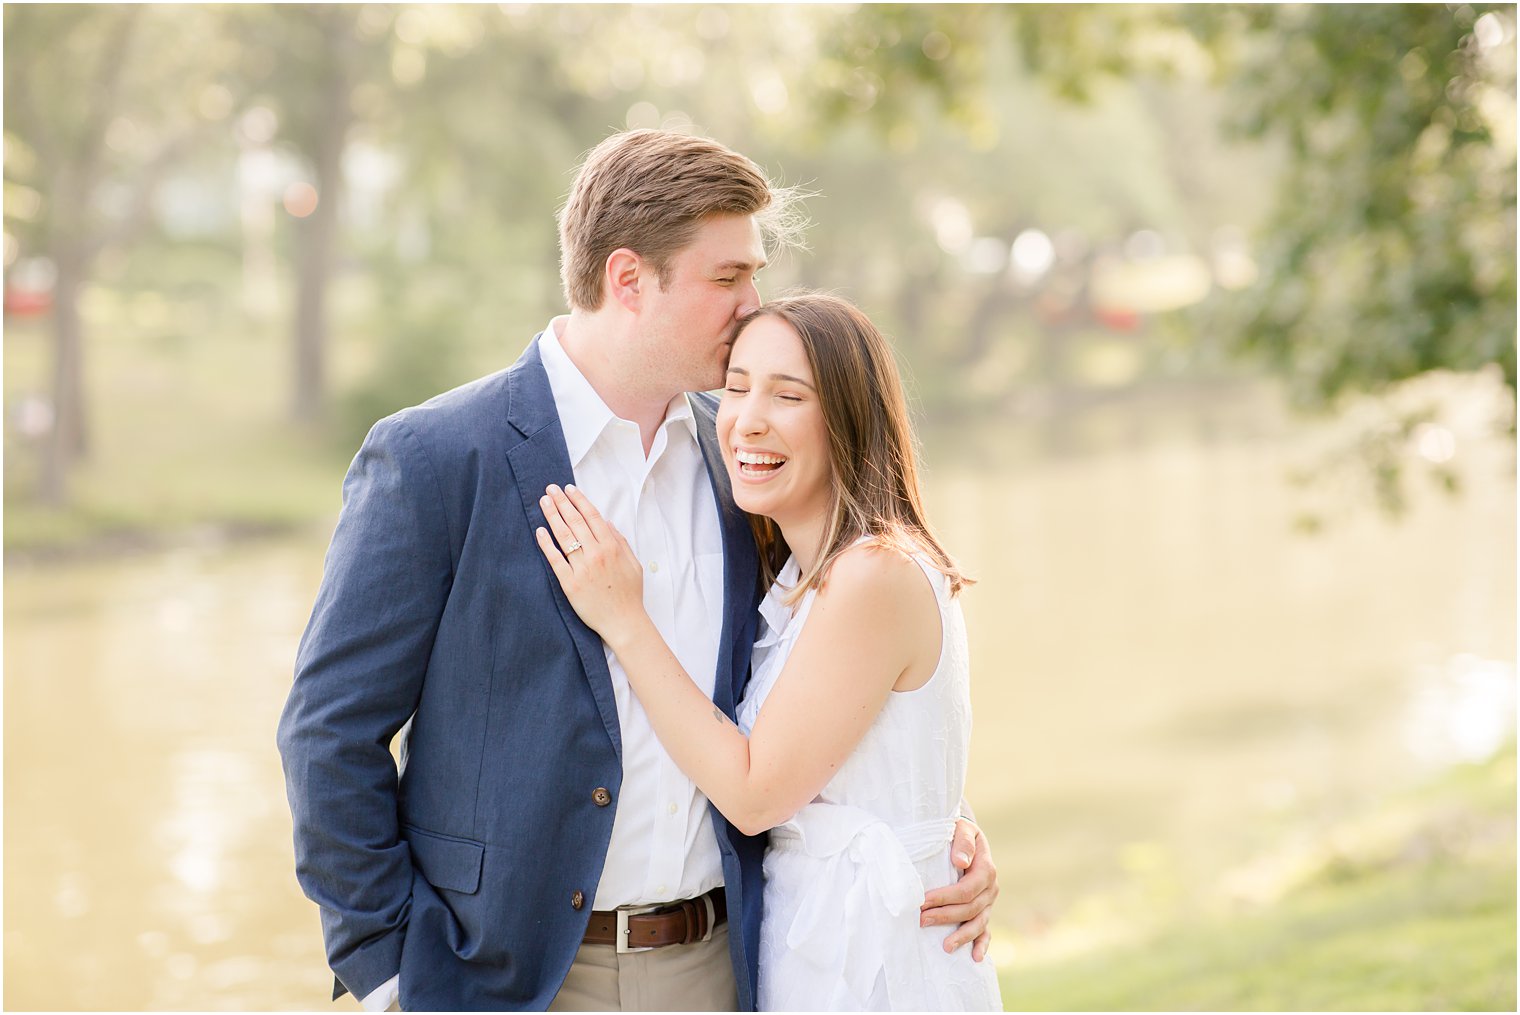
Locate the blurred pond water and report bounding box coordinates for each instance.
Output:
[5,402,1515,1009]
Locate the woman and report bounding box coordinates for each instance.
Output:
[535,293,1003,1011]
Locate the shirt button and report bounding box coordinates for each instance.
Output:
[656,884,667,896]
[592,787,612,807]
[667,802,678,815]
[648,561,659,574]
[571,890,585,910]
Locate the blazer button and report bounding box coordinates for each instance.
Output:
[592,787,612,807]
[571,890,585,910]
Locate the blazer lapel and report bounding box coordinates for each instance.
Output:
[504,336,623,761]
[690,393,760,718]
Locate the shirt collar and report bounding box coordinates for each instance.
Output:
[755,555,801,648]
[538,316,699,467]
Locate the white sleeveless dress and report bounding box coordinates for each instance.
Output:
[736,545,1004,1012]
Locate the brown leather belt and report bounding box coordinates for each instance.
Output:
[583,887,727,953]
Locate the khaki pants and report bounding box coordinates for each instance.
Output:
[549,922,739,1012]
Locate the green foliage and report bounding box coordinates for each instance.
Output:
[336,270,471,452]
[1202,4,1517,406]
[5,4,1511,535]
[3,4,239,251]
[814,4,1518,408]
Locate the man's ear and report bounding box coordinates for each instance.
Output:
[605,248,642,312]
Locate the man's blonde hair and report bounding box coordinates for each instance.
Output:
[557,130,798,311]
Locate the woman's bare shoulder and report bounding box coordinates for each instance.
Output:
[817,539,934,621]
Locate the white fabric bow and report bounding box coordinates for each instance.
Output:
[770,803,955,1008]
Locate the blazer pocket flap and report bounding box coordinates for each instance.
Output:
[405,826,484,894]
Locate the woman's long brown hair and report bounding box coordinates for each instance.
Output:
[736,292,973,603]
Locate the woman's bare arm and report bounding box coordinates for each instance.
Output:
[536,484,933,835]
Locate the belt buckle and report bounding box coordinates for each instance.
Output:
[615,901,662,954]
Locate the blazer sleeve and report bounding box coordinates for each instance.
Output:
[276,413,456,1001]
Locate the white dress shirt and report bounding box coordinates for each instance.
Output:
[537,317,728,908]
[364,318,727,1012]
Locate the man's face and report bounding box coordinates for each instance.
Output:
[638,213,766,394]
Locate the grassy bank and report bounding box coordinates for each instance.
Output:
[998,745,1517,1011]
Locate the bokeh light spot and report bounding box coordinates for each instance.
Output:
[238,106,278,145]
[1473,11,1506,49]
[282,182,319,218]
[929,198,973,254]
[625,101,660,130]
[1414,423,1457,463]
[197,84,234,121]
[1011,228,1055,282]
[749,70,789,115]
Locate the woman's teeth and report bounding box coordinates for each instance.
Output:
[736,450,786,474]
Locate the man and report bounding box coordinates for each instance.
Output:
[277,129,998,1011]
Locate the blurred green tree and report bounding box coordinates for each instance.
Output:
[807,3,1517,407]
[230,5,387,423]
[3,4,236,503]
[11,3,1507,531]
[1195,4,1516,405]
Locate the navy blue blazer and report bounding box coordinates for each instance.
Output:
[277,336,767,1010]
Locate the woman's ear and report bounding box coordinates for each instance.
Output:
[605,248,642,312]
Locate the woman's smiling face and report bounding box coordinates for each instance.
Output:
[717,315,834,527]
